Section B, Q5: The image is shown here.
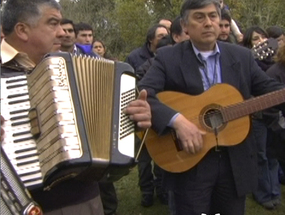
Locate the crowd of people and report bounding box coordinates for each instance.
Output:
[1,0,285,215]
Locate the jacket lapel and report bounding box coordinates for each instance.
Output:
[218,42,241,89]
[179,41,204,94]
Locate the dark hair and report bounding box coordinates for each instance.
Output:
[2,0,61,36]
[221,11,231,24]
[92,39,106,50]
[242,26,268,49]
[181,0,221,24]
[170,16,183,44]
[156,35,172,50]
[146,24,168,44]
[266,26,284,39]
[60,18,75,30]
[74,22,93,36]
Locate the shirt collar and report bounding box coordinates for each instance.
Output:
[192,42,220,62]
[1,39,36,70]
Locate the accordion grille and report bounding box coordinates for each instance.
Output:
[72,56,115,160]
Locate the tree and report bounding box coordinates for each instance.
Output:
[59,0,285,60]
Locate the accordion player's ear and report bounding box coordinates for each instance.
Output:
[29,107,41,138]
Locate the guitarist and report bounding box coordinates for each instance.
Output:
[138,0,285,215]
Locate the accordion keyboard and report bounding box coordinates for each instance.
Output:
[1,76,43,188]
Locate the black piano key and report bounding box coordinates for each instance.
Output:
[15,147,37,154]
[7,92,29,99]
[10,109,30,115]
[14,136,34,143]
[16,153,39,160]
[16,159,40,167]
[10,115,28,121]
[8,99,30,105]
[11,120,30,127]
[13,130,31,137]
[6,78,27,83]
[6,84,27,89]
[19,170,42,177]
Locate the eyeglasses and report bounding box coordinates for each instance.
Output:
[219,24,230,28]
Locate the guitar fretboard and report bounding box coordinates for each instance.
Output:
[222,88,285,122]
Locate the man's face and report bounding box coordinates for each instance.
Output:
[159,19,172,32]
[150,27,168,52]
[60,23,76,49]
[26,6,64,62]
[76,30,93,45]
[182,4,220,51]
[218,19,230,41]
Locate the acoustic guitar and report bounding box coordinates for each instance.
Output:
[145,83,285,173]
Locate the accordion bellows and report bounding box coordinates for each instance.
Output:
[1,53,137,190]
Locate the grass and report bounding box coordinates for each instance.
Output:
[114,167,285,215]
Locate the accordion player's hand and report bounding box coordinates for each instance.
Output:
[1,115,5,142]
[124,89,151,129]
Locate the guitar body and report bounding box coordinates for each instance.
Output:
[146,84,251,173]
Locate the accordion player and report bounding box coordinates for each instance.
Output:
[1,52,138,191]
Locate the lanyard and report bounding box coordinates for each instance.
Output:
[199,54,218,90]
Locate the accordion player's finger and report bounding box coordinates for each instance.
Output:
[137,119,152,129]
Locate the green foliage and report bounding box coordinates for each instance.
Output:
[59,0,285,60]
[226,0,285,31]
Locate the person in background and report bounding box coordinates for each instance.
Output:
[75,22,93,45]
[126,24,168,72]
[126,23,169,207]
[266,25,285,186]
[92,39,107,58]
[243,26,274,71]
[219,0,243,43]
[73,22,96,55]
[158,18,172,33]
[60,18,97,56]
[218,11,236,43]
[138,0,285,214]
[136,34,173,80]
[242,25,281,210]
[169,16,190,44]
[266,26,285,48]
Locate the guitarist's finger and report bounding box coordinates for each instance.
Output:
[187,141,195,154]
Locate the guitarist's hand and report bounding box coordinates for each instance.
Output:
[172,114,206,154]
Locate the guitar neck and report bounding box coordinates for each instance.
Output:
[223,88,285,122]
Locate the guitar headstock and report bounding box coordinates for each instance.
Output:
[252,38,278,60]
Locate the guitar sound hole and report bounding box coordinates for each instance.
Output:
[204,109,223,130]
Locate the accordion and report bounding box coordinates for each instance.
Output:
[1,52,137,191]
[1,148,43,215]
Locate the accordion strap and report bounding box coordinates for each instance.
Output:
[1,60,31,77]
